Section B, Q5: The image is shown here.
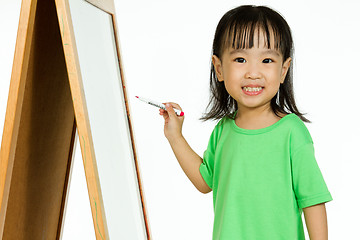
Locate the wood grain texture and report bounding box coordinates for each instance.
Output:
[55,0,109,238]
[0,0,37,235]
[0,0,76,239]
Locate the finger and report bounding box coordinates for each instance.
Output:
[167,102,182,111]
[159,108,166,115]
[162,113,168,121]
[164,102,184,117]
[160,108,169,119]
[165,103,177,119]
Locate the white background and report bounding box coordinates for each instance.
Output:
[1,0,359,239]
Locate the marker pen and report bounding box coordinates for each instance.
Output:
[135,96,184,116]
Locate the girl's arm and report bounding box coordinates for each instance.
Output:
[160,103,211,194]
[303,203,328,240]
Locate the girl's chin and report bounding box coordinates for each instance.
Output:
[236,99,270,110]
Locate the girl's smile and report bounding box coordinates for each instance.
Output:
[242,85,264,96]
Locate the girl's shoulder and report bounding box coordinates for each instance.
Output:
[215,114,235,128]
[284,113,314,145]
[207,115,232,142]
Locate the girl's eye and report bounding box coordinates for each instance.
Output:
[263,58,273,63]
[235,58,246,63]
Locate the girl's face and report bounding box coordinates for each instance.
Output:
[212,30,291,114]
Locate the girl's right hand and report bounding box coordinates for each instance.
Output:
[159,102,185,142]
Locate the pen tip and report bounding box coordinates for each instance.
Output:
[135,96,139,98]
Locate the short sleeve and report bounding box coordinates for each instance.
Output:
[199,119,225,189]
[200,150,214,189]
[291,143,333,209]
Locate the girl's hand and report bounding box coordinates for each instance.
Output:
[159,102,184,142]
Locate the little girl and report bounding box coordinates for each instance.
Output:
[159,5,332,240]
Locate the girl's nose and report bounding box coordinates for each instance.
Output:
[245,63,262,79]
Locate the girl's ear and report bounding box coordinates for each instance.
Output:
[280,57,292,83]
[212,55,224,82]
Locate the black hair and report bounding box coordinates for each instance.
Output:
[201,5,310,123]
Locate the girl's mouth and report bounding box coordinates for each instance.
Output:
[242,87,264,96]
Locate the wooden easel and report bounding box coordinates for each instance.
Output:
[0,0,150,239]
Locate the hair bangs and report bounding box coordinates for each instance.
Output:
[220,15,288,60]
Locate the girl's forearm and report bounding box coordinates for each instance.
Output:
[303,203,328,240]
[168,135,211,194]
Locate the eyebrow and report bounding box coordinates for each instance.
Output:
[229,49,281,57]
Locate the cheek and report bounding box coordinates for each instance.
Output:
[269,68,284,83]
[267,80,281,97]
[223,79,235,95]
[224,64,242,81]
[223,68,241,89]
[264,69,282,92]
[222,72,239,96]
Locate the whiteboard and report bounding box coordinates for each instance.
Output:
[68,0,147,239]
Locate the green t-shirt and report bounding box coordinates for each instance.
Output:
[199,113,332,240]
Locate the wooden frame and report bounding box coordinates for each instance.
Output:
[0,0,150,239]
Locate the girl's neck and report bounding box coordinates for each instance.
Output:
[235,105,286,130]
